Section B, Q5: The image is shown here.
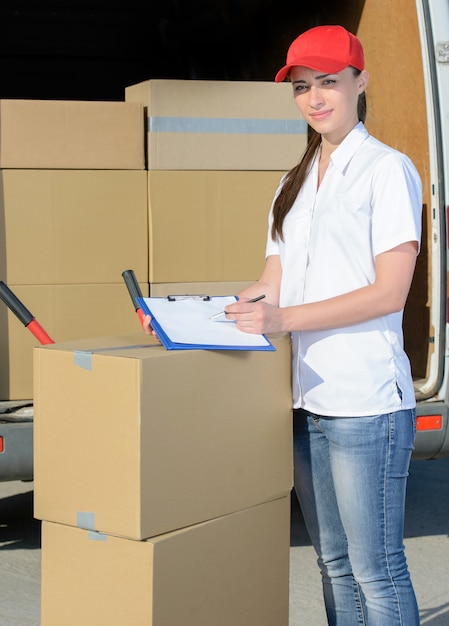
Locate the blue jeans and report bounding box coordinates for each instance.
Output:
[293,408,420,625]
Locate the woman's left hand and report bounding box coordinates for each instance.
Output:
[142,314,161,342]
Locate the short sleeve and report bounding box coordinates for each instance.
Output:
[371,152,422,256]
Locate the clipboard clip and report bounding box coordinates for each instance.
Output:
[167,294,211,301]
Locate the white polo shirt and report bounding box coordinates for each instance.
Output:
[266,123,422,416]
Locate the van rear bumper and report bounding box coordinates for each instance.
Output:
[414,402,449,459]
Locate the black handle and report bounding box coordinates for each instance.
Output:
[0,281,34,326]
[121,270,144,310]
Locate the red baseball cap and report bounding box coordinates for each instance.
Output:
[275,25,364,83]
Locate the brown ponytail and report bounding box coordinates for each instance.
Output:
[271,69,367,242]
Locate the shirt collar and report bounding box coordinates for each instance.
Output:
[328,122,369,173]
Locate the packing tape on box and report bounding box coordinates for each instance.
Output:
[77,511,96,530]
[148,116,307,135]
[73,343,159,371]
[88,531,108,542]
[74,351,93,371]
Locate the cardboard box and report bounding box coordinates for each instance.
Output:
[0,283,148,400]
[0,169,148,285]
[34,333,293,539]
[125,79,306,170]
[147,170,283,283]
[0,99,145,169]
[41,497,290,626]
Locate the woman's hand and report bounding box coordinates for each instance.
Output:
[224,299,285,335]
[225,255,282,334]
[142,314,161,341]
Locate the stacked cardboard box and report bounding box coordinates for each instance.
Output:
[0,99,148,399]
[125,79,307,297]
[1,83,299,622]
[34,332,293,625]
[0,82,305,397]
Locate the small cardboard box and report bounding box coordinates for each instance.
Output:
[0,169,148,285]
[147,170,283,283]
[125,79,306,170]
[0,283,148,400]
[33,333,292,540]
[0,99,145,169]
[41,497,290,626]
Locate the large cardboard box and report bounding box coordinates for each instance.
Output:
[0,99,145,169]
[41,497,290,626]
[147,170,283,283]
[0,169,148,285]
[125,79,306,170]
[0,283,148,400]
[34,333,293,539]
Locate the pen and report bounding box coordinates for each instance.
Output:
[209,294,266,321]
[246,294,266,304]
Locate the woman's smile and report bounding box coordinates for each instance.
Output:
[309,109,333,121]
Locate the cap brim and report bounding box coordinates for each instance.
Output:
[274,65,291,83]
[274,58,349,83]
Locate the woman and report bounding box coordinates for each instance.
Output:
[221,24,421,626]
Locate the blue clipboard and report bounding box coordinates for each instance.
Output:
[138,295,275,352]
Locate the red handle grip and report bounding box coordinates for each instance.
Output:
[0,281,54,344]
[27,319,55,345]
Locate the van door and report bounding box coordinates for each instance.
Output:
[413,0,448,403]
[411,0,449,458]
[412,0,449,457]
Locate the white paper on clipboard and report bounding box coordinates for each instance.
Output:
[137,296,275,351]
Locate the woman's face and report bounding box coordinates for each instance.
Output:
[290,66,368,144]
